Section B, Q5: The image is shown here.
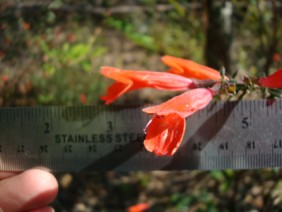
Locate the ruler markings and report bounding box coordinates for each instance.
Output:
[239,100,243,116]
[254,100,258,115]
[273,152,276,167]
[4,108,8,124]
[267,101,270,117]
[0,100,282,171]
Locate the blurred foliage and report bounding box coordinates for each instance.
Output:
[234,0,282,77]
[32,26,108,105]
[1,0,282,211]
[1,0,282,106]
[106,17,156,52]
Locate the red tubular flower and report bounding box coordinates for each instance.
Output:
[143,88,214,117]
[128,203,150,212]
[259,68,282,88]
[144,113,185,156]
[273,53,281,62]
[162,55,223,81]
[79,93,87,104]
[143,88,214,156]
[100,66,196,104]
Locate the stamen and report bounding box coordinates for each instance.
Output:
[143,117,153,134]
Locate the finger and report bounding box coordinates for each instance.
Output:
[28,206,54,212]
[0,169,58,212]
[0,171,18,180]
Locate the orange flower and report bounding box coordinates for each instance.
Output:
[162,55,223,81]
[144,113,185,156]
[143,88,214,117]
[23,22,30,30]
[143,88,213,156]
[0,50,5,59]
[128,203,150,212]
[273,53,281,62]
[1,75,9,82]
[100,66,196,104]
[79,93,87,104]
[259,68,282,88]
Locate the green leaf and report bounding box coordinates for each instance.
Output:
[92,47,108,57]
[268,88,282,98]
[210,170,225,181]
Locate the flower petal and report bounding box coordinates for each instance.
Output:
[100,82,132,105]
[162,55,223,80]
[144,113,185,156]
[128,203,150,212]
[101,66,133,84]
[143,88,213,118]
[259,68,282,88]
[101,66,196,104]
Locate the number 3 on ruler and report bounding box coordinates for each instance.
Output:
[107,121,113,132]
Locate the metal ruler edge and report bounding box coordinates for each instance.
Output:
[0,99,282,171]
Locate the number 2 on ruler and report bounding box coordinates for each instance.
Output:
[44,122,50,134]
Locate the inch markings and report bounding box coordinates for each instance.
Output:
[0,100,282,171]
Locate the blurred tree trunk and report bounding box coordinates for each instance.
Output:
[204,0,233,74]
[263,0,279,76]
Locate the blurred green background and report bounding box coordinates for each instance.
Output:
[1,0,282,211]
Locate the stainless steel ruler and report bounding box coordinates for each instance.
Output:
[0,99,282,172]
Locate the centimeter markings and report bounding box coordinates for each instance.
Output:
[0,100,282,172]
